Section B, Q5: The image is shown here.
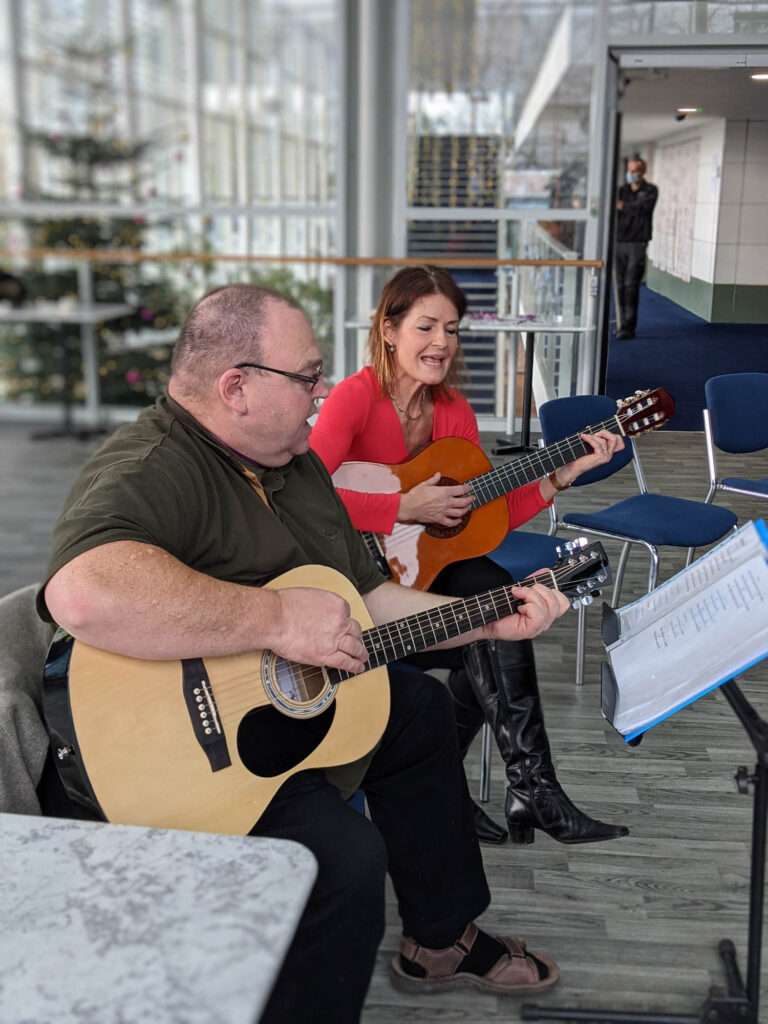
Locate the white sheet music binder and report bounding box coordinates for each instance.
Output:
[601,520,768,742]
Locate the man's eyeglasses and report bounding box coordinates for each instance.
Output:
[235,362,324,392]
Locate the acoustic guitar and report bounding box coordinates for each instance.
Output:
[43,541,609,835]
[332,387,675,589]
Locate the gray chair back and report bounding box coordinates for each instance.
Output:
[0,585,56,814]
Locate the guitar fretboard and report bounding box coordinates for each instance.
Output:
[470,415,621,507]
[325,570,574,685]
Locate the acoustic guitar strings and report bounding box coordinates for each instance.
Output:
[207,557,599,723]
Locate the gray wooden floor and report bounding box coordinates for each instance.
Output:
[2,416,767,1021]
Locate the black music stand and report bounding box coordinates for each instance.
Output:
[521,677,766,1024]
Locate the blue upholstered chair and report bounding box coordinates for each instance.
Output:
[538,394,738,685]
[704,373,768,506]
[488,528,565,582]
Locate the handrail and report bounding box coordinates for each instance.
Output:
[0,247,603,269]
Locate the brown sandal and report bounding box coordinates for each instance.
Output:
[389,921,559,995]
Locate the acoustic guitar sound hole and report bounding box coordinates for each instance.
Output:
[273,658,326,703]
[237,703,336,777]
[424,476,471,539]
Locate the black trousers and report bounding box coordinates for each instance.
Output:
[614,240,648,334]
[253,669,490,1024]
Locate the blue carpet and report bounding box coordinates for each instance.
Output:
[605,285,767,431]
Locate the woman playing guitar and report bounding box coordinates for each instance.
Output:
[311,265,627,847]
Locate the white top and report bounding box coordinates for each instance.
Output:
[0,812,317,1024]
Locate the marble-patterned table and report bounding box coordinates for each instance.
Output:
[0,812,317,1023]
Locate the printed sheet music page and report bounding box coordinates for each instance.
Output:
[604,520,768,739]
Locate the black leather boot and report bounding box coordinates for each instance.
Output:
[463,639,629,845]
[447,667,508,844]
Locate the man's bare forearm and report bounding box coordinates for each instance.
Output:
[44,541,284,660]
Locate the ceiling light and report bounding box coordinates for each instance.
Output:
[752,73,768,81]
[676,107,700,113]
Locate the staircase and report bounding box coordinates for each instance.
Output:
[407,134,503,416]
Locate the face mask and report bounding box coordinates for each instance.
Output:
[626,171,639,185]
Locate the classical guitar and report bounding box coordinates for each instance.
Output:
[332,387,675,589]
[43,540,609,836]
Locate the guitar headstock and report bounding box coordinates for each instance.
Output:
[550,538,611,609]
[616,387,675,436]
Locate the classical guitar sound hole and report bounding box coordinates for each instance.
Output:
[237,703,336,777]
[424,476,471,539]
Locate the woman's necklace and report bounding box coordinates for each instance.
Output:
[390,387,426,421]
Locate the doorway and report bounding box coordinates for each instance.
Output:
[595,45,768,400]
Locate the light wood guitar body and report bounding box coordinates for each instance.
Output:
[45,566,389,835]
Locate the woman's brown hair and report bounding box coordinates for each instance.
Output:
[367,265,468,400]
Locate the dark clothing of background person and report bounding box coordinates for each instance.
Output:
[615,178,658,339]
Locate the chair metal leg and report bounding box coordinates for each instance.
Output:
[647,544,660,592]
[684,546,696,567]
[611,542,631,607]
[478,720,492,802]
[575,602,587,687]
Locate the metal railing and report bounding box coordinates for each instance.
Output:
[0,247,602,432]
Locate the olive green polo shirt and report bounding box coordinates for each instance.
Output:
[39,394,387,797]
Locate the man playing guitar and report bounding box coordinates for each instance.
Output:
[39,284,571,1022]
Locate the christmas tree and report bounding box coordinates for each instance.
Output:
[0,38,334,412]
[1,39,190,409]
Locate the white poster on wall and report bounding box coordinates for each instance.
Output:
[653,137,700,282]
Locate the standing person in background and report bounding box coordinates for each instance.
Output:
[310,265,629,848]
[615,157,658,340]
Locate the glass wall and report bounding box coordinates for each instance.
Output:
[3,0,338,248]
[0,0,339,410]
[407,1,595,249]
[1,0,766,419]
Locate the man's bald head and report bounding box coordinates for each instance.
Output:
[170,284,303,400]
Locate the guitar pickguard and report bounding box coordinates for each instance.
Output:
[237,703,337,778]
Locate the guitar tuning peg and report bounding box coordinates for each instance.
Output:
[558,537,588,557]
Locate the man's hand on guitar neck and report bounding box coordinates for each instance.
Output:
[539,429,624,500]
[365,578,569,651]
[483,581,569,642]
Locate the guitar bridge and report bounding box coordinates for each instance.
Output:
[181,659,232,772]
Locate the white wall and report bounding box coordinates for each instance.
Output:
[715,119,768,287]
[647,118,726,285]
